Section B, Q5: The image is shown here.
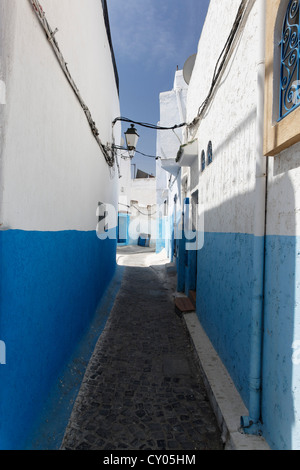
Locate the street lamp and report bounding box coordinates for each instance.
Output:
[124,124,139,152]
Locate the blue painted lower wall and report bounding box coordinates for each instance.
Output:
[262,235,300,450]
[196,232,254,407]
[0,229,117,450]
[196,231,300,450]
[156,217,166,254]
[118,213,130,245]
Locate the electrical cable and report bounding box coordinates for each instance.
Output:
[188,0,248,128]
[110,144,161,160]
[29,0,115,167]
[30,0,248,168]
[135,149,161,159]
[112,116,186,131]
[118,202,158,216]
[113,0,249,134]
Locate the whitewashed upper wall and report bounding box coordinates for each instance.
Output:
[118,148,133,213]
[130,178,157,241]
[158,70,188,160]
[0,0,120,232]
[267,144,300,237]
[131,178,157,207]
[186,0,258,236]
[187,0,300,238]
[156,70,187,213]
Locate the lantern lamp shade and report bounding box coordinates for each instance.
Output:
[124,124,139,151]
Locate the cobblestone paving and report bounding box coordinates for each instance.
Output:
[61,252,224,451]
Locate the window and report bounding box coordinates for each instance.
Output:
[201,150,205,172]
[279,0,300,120]
[264,0,300,156]
[207,141,213,165]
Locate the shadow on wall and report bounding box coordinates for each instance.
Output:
[262,158,299,450]
[195,167,298,450]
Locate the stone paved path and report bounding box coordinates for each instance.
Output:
[61,248,224,451]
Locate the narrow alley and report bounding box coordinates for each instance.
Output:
[2,0,300,452]
[60,247,224,451]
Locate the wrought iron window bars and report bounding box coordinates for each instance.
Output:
[279,0,300,120]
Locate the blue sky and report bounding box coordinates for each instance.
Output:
[107,0,210,175]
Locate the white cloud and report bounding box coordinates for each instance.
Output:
[107,0,179,69]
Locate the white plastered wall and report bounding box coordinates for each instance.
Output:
[186,0,258,236]
[0,0,121,232]
[129,178,157,241]
[156,70,188,221]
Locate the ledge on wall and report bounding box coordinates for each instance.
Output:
[160,158,181,176]
[176,139,198,167]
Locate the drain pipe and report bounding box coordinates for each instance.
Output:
[241,0,267,434]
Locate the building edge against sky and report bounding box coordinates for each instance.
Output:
[156,0,300,450]
[156,69,188,271]
[0,0,121,449]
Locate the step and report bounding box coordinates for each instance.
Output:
[175,296,195,317]
[189,290,196,307]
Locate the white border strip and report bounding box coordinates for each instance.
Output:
[183,312,270,450]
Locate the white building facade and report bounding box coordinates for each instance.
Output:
[156,70,188,267]
[118,148,157,247]
[158,0,300,450]
[0,0,120,449]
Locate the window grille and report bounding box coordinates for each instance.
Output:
[201,150,205,172]
[207,141,213,165]
[279,0,300,120]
